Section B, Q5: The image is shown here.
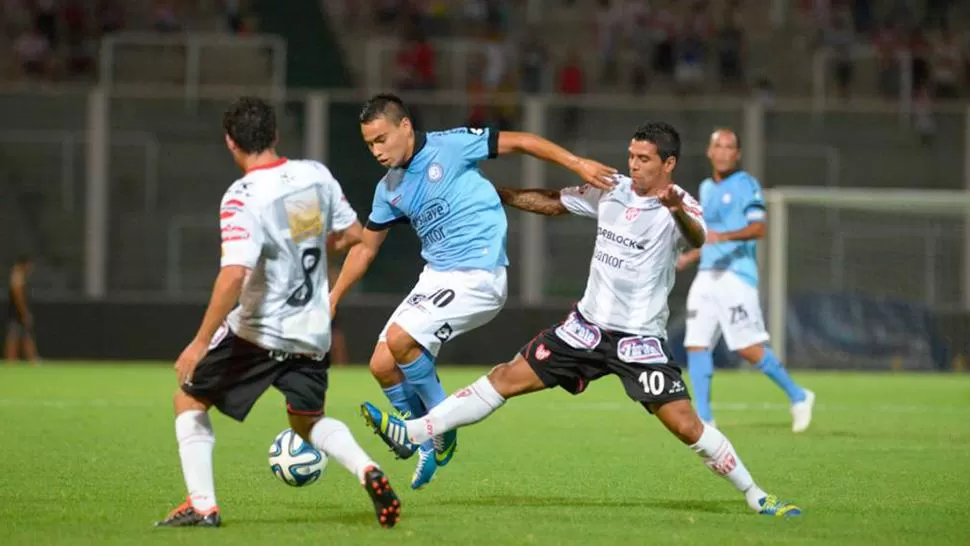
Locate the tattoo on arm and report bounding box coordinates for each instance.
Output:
[496,187,567,216]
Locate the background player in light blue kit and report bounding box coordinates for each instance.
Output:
[330,94,616,488]
[677,128,815,432]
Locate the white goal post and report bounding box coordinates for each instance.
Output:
[763,187,970,363]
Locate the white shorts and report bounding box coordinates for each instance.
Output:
[379,266,508,357]
[684,270,770,351]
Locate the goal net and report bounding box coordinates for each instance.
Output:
[763,188,970,371]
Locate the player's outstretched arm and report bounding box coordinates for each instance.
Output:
[496,187,567,216]
[327,220,364,254]
[676,248,702,271]
[330,227,389,308]
[659,186,706,249]
[497,132,616,190]
[175,264,248,384]
[707,221,765,243]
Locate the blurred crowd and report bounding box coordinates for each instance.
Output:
[811,0,970,101]
[325,0,970,103]
[0,0,255,82]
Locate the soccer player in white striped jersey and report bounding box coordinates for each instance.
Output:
[361,122,801,518]
[676,128,814,432]
[156,97,400,529]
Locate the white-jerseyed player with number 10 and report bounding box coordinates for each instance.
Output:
[361,121,802,518]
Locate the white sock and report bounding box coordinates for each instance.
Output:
[405,375,506,444]
[310,417,377,483]
[174,410,217,512]
[689,423,767,512]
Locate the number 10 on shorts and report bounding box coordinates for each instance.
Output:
[638,370,666,396]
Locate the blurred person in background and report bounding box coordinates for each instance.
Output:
[716,6,745,91]
[931,26,962,99]
[592,0,621,85]
[2,0,33,39]
[13,23,51,79]
[873,17,902,98]
[97,0,125,34]
[650,0,678,81]
[519,26,548,94]
[152,0,181,33]
[909,26,931,95]
[558,50,584,140]
[34,0,58,47]
[822,9,855,99]
[394,26,436,90]
[5,255,39,363]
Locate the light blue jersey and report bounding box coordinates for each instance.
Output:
[697,170,765,287]
[366,128,509,272]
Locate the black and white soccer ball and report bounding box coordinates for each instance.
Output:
[268,428,327,487]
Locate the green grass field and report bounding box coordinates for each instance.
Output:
[1,364,968,545]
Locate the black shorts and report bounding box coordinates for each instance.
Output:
[182,328,330,422]
[520,310,690,411]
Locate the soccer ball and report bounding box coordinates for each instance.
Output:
[268,428,327,487]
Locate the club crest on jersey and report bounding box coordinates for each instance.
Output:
[427,162,444,182]
[535,344,551,361]
[722,193,732,204]
[624,207,640,222]
[555,312,602,350]
[616,336,669,365]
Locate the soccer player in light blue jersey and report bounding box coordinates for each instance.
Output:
[677,129,815,432]
[330,94,616,489]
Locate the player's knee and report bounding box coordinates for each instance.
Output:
[686,346,709,353]
[368,343,406,387]
[385,324,423,363]
[173,389,209,414]
[670,412,705,444]
[736,344,765,364]
[288,414,320,443]
[486,357,543,398]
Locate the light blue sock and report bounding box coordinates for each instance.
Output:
[399,349,447,410]
[756,347,806,403]
[382,382,427,418]
[687,350,714,422]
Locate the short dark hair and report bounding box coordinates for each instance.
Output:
[15,254,31,265]
[222,97,277,154]
[632,122,681,162]
[359,93,411,125]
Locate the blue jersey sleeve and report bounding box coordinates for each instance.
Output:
[366,183,407,231]
[698,180,713,220]
[740,175,766,223]
[438,127,499,164]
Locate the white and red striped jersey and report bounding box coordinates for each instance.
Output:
[560,175,705,337]
[219,158,357,355]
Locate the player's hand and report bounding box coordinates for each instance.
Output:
[706,231,724,244]
[175,338,208,386]
[575,158,617,190]
[676,254,694,271]
[658,185,684,211]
